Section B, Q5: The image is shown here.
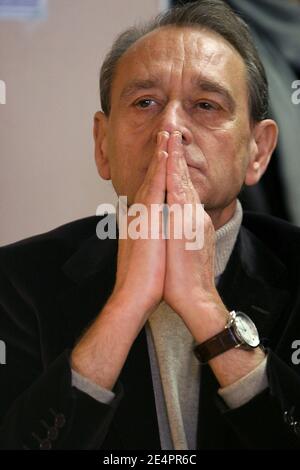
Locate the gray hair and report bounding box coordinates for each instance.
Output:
[100,0,268,122]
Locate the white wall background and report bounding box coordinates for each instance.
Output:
[0,0,167,246]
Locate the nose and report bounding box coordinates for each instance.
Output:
[157,101,193,145]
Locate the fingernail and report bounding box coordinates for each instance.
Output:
[157,131,169,145]
[172,131,182,142]
[159,150,168,160]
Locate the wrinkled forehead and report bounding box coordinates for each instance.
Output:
[112,26,248,93]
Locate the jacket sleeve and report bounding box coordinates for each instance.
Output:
[71,368,116,404]
[0,264,124,450]
[216,348,300,449]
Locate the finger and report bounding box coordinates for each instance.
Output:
[172,132,192,186]
[166,132,202,244]
[144,131,169,184]
[167,132,194,203]
[168,130,184,158]
[138,131,169,205]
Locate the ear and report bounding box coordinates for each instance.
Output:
[245,119,278,186]
[94,111,111,180]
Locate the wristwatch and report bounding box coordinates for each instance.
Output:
[193,310,260,364]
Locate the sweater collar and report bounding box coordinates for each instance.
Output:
[214,199,243,278]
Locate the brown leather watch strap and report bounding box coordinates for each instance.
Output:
[193,327,239,363]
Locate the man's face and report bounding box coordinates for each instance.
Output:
[97,26,257,211]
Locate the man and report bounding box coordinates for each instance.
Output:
[1,0,300,450]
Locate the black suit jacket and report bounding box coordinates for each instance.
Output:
[1,212,300,449]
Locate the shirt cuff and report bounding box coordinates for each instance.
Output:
[72,368,116,404]
[217,355,268,409]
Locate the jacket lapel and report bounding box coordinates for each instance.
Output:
[196,224,290,448]
[217,225,290,346]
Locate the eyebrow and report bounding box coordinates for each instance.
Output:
[120,78,161,100]
[120,76,236,113]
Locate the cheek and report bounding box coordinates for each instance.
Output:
[109,136,152,191]
[207,126,249,175]
[197,130,233,175]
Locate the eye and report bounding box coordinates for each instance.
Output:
[135,98,156,109]
[196,101,219,111]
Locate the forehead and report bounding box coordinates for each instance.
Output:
[112,26,247,97]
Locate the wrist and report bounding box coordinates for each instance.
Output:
[181,294,229,344]
[109,287,159,322]
[193,309,264,387]
[210,346,266,388]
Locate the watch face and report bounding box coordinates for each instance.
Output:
[234,312,260,347]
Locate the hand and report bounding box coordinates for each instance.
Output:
[163,132,217,307]
[111,131,169,319]
[163,131,227,337]
[71,133,169,390]
[162,132,266,386]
